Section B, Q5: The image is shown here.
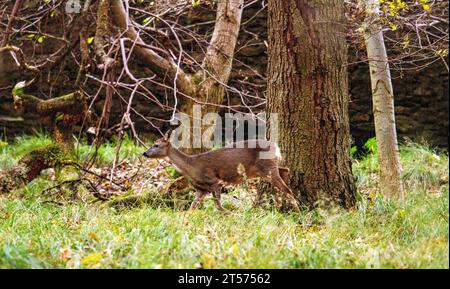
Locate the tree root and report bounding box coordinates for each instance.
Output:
[105,190,194,210]
[105,177,194,210]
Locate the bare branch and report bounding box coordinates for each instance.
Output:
[1,0,23,47]
[111,0,195,96]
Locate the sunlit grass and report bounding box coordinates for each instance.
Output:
[0,133,52,169]
[352,138,448,192]
[0,189,447,268]
[75,134,143,165]
[0,136,448,268]
[0,133,143,169]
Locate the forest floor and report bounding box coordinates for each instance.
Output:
[0,135,448,268]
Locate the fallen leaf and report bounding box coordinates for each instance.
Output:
[60,248,72,261]
[81,252,103,266]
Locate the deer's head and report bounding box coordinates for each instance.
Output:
[143,130,172,159]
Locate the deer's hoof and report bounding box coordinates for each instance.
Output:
[219,208,233,215]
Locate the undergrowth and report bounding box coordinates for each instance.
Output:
[0,135,448,268]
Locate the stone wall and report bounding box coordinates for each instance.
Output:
[349,61,449,148]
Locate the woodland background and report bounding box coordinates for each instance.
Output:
[0,0,448,148]
[0,0,448,269]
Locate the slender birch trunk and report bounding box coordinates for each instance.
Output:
[361,0,404,199]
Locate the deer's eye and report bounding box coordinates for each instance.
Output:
[154,144,159,148]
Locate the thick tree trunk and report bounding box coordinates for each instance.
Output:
[258,0,356,208]
[362,0,404,199]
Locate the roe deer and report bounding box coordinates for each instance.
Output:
[143,132,300,213]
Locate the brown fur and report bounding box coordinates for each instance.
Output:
[143,137,299,213]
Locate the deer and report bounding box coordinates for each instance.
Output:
[142,131,300,213]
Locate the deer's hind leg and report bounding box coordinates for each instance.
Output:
[269,169,300,212]
[211,184,231,214]
[278,167,290,184]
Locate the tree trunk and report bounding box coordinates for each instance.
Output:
[258,0,356,208]
[180,0,244,151]
[182,0,244,116]
[12,89,87,151]
[361,0,404,199]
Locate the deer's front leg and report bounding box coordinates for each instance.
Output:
[190,190,207,210]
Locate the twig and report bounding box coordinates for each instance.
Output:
[1,0,23,47]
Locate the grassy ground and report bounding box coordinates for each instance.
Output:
[0,135,448,268]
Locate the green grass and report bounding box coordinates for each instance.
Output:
[1,133,142,168]
[352,138,448,192]
[0,135,448,268]
[75,134,142,165]
[0,133,53,169]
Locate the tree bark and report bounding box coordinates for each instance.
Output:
[94,0,114,69]
[1,0,23,47]
[182,0,244,115]
[94,0,116,138]
[13,91,86,115]
[259,0,356,208]
[180,0,244,151]
[12,90,87,150]
[361,0,404,199]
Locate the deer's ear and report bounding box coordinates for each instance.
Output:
[164,128,173,141]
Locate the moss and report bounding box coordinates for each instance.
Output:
[56,165,79,182]
[0,144,75,194]
[106,185,194,210]
[192,72,204,86]
[0,164,28,194]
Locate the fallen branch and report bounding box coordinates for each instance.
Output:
[13,90,86,115]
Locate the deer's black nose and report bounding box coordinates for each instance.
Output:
[143,152,148,157]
